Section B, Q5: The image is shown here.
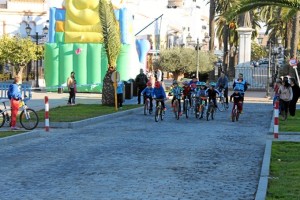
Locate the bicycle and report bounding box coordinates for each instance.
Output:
[0,99,39,130]
[190,92,197,115]
[198,96,207,119]
[172,96,181,120]
[217,88,228,112]
[183,95,190,119]
[231,101,242,122]
[206,100,216,121]
[144,96,152,115]
[154,99,165,122]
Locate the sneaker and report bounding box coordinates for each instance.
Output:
[11,126,20,130]
[199,115,203,119]
[163,108,167,111]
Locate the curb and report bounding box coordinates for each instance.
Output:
[255,140,272,200]
[0,107,143,145]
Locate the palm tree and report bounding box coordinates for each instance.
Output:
[225,0,300,61]
[98,0,121,106]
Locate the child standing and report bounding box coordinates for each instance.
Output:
[117,80,124,109]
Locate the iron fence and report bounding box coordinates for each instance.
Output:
[234,66,269,90]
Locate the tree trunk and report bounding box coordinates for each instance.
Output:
[208,0,216,81]
[222,24,229,73]
[102,69,115,106]
[291,11,300,58]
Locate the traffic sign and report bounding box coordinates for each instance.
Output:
[111,71,120,82]
[289,58,297,66]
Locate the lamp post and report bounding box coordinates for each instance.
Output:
[186,33,210,79]
[266,37,283,98]
[25,24,48,88]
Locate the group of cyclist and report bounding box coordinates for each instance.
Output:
[141,72,249,116]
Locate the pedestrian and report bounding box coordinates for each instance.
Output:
[273,78,282,106]
[67,71,76,105]
[117,80,124,109]
[7,76,22,130]
[135,68,148,104]
[289,78,300,116]
[155,67,162,82]
[278,79,293,120]
[216,71,229,107]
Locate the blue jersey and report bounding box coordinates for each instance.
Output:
[153,86,166,99]
[170,86,183,99]
[116,81,124,94]
[233,79,247,93]
[141,87,154,97]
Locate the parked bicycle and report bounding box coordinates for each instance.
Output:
[0,99,39,130]
[206,100,216,121]
[154,99,165,122]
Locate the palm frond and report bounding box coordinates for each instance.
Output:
[99,0,121,68]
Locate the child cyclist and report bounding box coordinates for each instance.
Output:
[141,81,154,113]
[182,81,191,110]
[196,81,208,118]
[169,80,183,115]
[205,82,220,108]
[230,87,244,113]
[153,81,167,111]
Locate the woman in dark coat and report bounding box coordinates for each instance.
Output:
[289,78,300,116]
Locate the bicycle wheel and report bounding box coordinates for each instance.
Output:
[0,110,5,128]
[19,108,39,130]
[211,107,215,120]
[144,100,148,115]
[155,106,160,122]
[236,110,240,121]
[174,100,179,120]
[231,109,236,122]
[184,100,189,118]
[195,104,199,118]
[160,108,164,121]
[206,106,210,121]
[217,97,226,112]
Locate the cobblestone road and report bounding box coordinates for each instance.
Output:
[0,101,272,200]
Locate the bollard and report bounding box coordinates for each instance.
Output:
[274,100,279,139]
[45,96,49,131]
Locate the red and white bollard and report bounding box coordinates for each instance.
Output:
[274,100,279,139]
[45,96,49,132]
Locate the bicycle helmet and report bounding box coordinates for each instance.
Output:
[210,82,216,87]
[155,81,161,88]
[182,81,189,85]
[146,81,152,86]
[190,83,196,89]
[200,82,206,86]
[196,81,202,86]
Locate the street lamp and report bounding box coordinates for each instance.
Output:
[25,24,48,88]
[266,37,283,97]
[195,34,210,79]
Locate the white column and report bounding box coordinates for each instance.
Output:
[236,27,253,65]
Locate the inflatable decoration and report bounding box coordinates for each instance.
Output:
[136,39,151,71]
[75,48,82,55]
[44,0,142,92]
